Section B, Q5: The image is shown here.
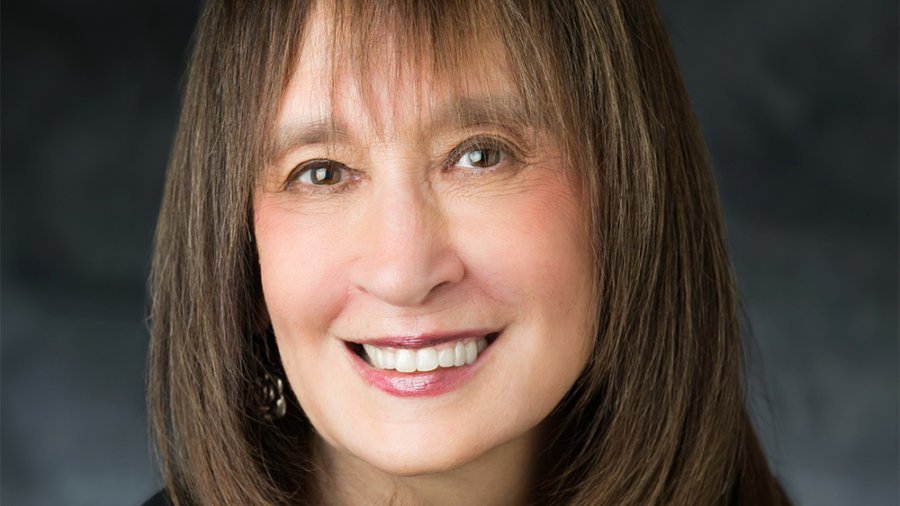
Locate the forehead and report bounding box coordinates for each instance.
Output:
[276,1,521,140]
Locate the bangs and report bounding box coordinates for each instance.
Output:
[274,0,575,158]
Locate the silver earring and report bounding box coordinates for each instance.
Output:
[254,329,286,422]
[257,371,287,422]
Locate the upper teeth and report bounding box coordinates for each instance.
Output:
[362,337,488,372]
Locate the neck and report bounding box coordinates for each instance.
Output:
[312,426,543,506]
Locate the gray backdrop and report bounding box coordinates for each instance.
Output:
[2,1,897,505]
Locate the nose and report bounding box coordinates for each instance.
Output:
[351,178,464,307]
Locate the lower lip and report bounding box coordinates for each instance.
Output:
[343,335,498,397]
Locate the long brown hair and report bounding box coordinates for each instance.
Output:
[148,1,791,503]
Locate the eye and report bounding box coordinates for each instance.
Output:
[456,148,504,169]
[449,138,510,171]
[291,160,345,186]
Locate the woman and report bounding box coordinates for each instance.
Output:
[147,0,792,504]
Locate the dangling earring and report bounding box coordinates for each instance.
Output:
[254,330,287,422]
[257,371,287,422]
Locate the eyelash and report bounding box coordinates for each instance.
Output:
[283,136,520,194]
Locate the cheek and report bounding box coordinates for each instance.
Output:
[450,172,595,395]
[254,200,351,338]
[453,173,591,316]
[254,197,361,432]
[452,175,594,437]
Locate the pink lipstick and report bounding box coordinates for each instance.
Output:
[343,330,501,397]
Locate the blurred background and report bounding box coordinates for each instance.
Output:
[2,1,896,504]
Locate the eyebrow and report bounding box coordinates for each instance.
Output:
[429,95,534,133]
[266,119,350,163]
[266,94,536,164]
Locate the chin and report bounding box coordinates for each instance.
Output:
[345,432,492,477]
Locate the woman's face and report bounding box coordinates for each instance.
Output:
[254,10,595,476]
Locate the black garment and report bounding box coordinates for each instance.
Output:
[142,490,169,506]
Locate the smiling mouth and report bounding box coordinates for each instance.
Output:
[346,332,501,373]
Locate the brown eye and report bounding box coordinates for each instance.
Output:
[455,147,505,169]
[460,149,503,169]
[295,161,344,185]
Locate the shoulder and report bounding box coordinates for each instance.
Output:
[142,490,169,506]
